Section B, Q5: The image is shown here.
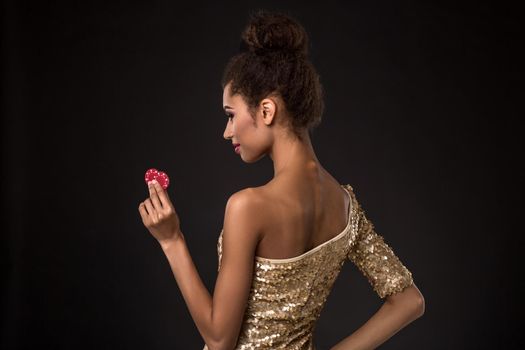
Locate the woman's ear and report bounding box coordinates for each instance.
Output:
[260,98,277,126]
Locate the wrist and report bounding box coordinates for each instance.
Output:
[159,231,185,251]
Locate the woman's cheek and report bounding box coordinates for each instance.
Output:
[235,119,250,141]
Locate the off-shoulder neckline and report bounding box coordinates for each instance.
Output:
[217,184,353,264]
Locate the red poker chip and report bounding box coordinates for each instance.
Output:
[145,168,170,190]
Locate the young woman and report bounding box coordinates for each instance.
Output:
[138,10,424,350]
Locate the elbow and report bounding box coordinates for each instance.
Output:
[206,337,237,350]
[205,342,223,350]
[204,318,240,350]
[407,284,425,320]
[409,284,425,319]
[207,343,234,350]
[413,292,425,319]
[386,283,425,320]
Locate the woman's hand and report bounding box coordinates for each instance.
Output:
[138,179,182,246]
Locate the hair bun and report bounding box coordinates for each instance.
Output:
[240,10,309,58]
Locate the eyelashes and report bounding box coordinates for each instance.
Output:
[226,113,234,120]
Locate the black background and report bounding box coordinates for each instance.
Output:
[1,0,522,349]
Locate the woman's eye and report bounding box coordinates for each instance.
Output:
[227,113,234,120]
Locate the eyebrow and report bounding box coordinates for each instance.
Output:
[223,105,233,110]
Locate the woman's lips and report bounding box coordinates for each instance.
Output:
[233,143,240,153]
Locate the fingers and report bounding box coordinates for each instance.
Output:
[143,198,156,221]
[139,180,173,228]
[138,202,150,223]
[150,180,171,209]
[148,180,163,210]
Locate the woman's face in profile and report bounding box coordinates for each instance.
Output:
[222,82,272,163]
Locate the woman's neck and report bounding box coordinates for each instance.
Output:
[269,129,320,179]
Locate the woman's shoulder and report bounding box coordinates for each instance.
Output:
[229,181,286,204]
[226,184,282,228]
[227,185,269,207]
[225,186,271,227]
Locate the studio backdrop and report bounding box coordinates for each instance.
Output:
[1,1,522,349]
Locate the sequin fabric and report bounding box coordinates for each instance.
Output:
[202,184,413,350]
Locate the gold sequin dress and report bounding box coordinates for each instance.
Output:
[202,184,414,350]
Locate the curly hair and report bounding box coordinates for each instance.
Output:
[221,10,324,141]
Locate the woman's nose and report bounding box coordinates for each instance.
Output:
[223,120,232,140]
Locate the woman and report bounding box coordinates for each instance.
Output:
[138,10,425,350]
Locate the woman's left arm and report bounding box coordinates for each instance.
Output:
[330,283,425,350]
[331,186,425,349]
[139,180,259,350]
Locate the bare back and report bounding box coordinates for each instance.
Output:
[251,165,351,260]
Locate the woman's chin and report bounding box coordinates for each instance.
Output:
[241,152,266,164]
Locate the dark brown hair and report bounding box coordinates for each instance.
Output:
[221,10,324,141]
